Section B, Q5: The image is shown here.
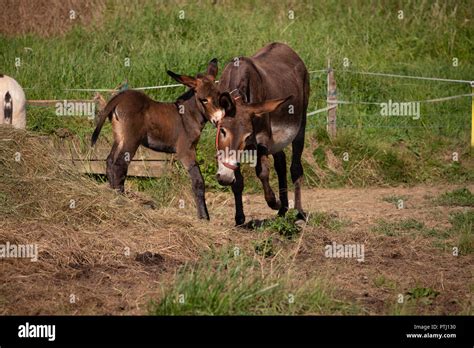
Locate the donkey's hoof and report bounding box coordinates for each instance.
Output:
[235,215,246,226]
[277,207,288,217]
[240,219,267,230]
[296,211,307,222]
[267,199,281,210]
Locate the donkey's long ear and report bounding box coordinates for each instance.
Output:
[249,95,293,117]
[207,58,218,80]
[219,92,236,117]
[167,70,198,89]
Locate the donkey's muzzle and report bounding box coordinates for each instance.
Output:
[216,172,235,186]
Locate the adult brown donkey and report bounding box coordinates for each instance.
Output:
[214,43,309,225]
[91,59,223,220]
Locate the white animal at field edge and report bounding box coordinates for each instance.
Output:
[0,74,26,129]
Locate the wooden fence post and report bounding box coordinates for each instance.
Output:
[327,60,337,138]
[471,81,474,148]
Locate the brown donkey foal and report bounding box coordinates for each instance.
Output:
[91,59,223,220]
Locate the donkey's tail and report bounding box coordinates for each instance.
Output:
[91,92,124,146]
[4,91,13,124]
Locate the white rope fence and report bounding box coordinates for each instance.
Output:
[61,68,472,93]
[64,83,185,92]
[331,69,472,85]
[29,67,474,142]
[58,68,474,119]
[22,65,474,148]
[307,105,336,116]
[330,93,474,106]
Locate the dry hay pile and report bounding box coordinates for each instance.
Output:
[0,127,239,314]
[0,0,105,37]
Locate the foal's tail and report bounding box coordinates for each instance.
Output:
[3,91,13,124]
[91,92,124,146]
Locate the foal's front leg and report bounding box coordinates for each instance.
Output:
[256,145,280,210]
[179,150,209,220]
[186,162,210,220]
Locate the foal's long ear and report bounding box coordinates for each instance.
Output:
[167,70,198,89]
[219,92,236,117]
[248,95,293,117]
[207,58,218,80]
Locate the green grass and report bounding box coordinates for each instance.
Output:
[149,247,359,315]
[373,275,396,290]
[372,218,450,245]
[256,209,302,239]
[449,211,474,254]
[382,195,409,207]
[127,163,191,208]
[373,212,473,253]
[254,237,275,258]
[406,286,440,305]
[391,286,441,314]
[372,218,437,237]
[435,187,474,207]
[1,0,473,202]
[307,211,349,231]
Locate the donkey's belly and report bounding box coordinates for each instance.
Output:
[269,124,299,154]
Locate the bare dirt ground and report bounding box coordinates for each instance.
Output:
[205,184,473,315]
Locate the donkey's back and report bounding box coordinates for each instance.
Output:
[251,42,309,102]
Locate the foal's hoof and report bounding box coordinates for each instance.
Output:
[277,207,288,217]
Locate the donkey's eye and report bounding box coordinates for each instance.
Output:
[220,128,226,137]
[200,99,208,105]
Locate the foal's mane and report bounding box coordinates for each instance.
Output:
[175,88,195,105]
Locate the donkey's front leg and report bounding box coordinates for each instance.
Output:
[186,162,210,220]
[256,145,280,210]
[273,151,289,217]
[232,167,245,226]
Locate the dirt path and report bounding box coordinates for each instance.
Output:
[203,184,473,314]
[207,184,472,227]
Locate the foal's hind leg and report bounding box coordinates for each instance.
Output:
[273,151,288,217]
[290,129,306,221]
[106,141,139,193]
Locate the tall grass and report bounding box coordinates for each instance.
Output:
[1,0,473,197]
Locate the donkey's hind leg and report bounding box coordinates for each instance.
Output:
[273,151,288,217]
[256,145,280,211]
[106,141,139,193]
[290,127,306,221]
